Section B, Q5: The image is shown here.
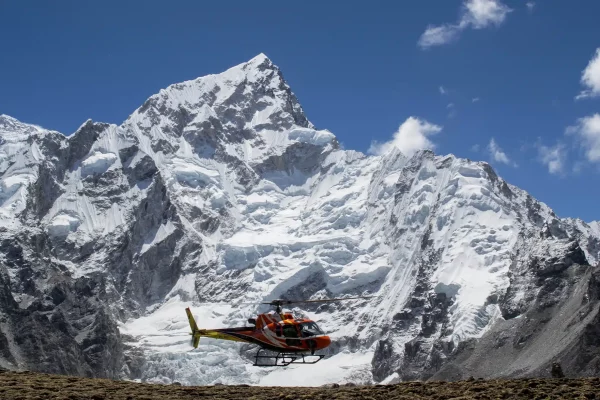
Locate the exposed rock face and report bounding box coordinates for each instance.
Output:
[0,54,598,384]
[427,262,600,381]
[0,233,123,377]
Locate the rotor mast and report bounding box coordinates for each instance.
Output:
[270,300,284,319]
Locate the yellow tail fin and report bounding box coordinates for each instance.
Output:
[186,307,201,348]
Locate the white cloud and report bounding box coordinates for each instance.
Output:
[526,2,535,13]
[567,113,600,163]
[471,144,481,152]
[487,138,517,166]
[419,24,462,48]
[418,0,512,49]
[447,103,455,109]
[535,141,567,175]
[368,117,442,158]
[439,86,447,95]
[462,0,512,29]
[576,48,600,100]
[472,97,480,102]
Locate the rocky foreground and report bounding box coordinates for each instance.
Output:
[0,370,599,400]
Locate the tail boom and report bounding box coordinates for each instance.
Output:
[185,307,252,349]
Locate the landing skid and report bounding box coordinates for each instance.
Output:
[253,348,324,367]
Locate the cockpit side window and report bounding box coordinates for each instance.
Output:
[282,324,299,338]
[300,322,324,337]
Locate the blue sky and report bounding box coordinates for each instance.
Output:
[1,0,599,221]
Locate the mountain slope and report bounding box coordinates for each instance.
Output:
[0,54,598,385]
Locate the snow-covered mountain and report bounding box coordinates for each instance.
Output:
[0,54,599,385]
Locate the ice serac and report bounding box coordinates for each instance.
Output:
[0,55,599,384]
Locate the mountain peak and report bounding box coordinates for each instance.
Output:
[214,52,278,85]
[0,114,23,128]
[0,114,18,122]
[245,52,271,67]
[0,114,50,138]
[128,53,312,139]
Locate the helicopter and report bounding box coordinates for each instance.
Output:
[185,296,371,367]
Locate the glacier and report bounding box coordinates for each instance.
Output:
[0,54,599,385]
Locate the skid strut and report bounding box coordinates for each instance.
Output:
[253,348,324,367]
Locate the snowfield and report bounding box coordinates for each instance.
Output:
[81,152,118,177]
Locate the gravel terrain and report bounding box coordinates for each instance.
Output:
[1,370,599,399]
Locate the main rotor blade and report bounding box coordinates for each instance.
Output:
[194,301,264,306]
[291,296,375,304]
[196,296,375,307]
[264,296,374,305]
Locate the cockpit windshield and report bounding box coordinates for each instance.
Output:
[300,321,324,337]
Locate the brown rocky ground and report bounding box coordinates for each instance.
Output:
[0,370,599,400]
